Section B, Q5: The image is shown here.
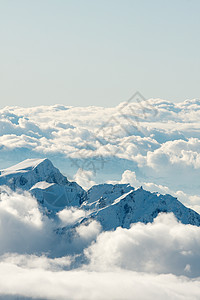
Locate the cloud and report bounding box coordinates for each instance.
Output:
[0,253,200,299]
[85,213,200,277]
[0,190,200,298]
[1,186,200,279]
[76,220,101,241]
[145,138,200,169]
[0,188,101,256]
[57,207,88,226]
[0,187,55,255]
[0,100,200,197]
[73,168,96,190]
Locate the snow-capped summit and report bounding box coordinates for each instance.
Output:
[0,158,85,210]
[0,158,69,189]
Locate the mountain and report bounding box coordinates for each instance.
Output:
[0,158,85,210]
[1,158,200,229]
[82,186,200,230]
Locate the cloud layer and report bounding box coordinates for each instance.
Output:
[1,260,200,300]
[0,190,200,298]
[0,99,200,196]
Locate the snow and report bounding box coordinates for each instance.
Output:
[0,158,47,176]
[84,188,200,230]
[1,158,199,230]
[30,181,55,190]
[0,158,85,211]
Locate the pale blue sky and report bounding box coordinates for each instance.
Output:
[0,0,200,108]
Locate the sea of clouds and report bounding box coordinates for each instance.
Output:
[0,97,200,210]
[1,98,200,299]
[0,190,200,299]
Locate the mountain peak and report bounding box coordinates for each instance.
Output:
[0,158,50,176]
[0,158,85,210]
[0,157,69,190]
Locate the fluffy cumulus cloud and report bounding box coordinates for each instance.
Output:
[0,187,101,257]
[86,213,200,277]
[0,187,51,255]
[73,168,96,190]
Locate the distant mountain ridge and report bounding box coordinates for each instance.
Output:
[1,158,200,229]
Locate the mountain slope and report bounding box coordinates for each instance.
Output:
[82,186,200,230]
[0,158,200,229]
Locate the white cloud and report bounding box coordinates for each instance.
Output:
[58,207,87,226]
[0,188,101,257]
[0,189,200,298]
[1,261,200,300]
[73,168,96,190]
[76,220,101,241]
[0,187,55,255]
[86,213,200,277]
[0,100,200,197]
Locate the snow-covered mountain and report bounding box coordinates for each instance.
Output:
[82,185,200,230]
[1,158,200,229]
[0,158,85,210]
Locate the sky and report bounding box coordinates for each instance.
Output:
[0,0,200,108]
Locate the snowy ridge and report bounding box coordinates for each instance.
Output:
[0,158,200,230]
[82,187,200,230]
